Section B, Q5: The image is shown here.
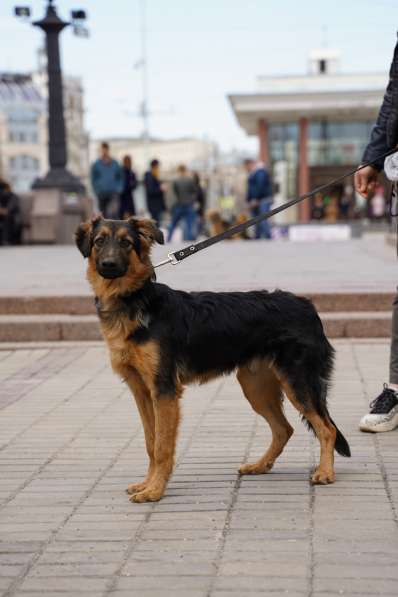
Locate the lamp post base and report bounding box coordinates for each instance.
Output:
[30,185,90,245]
[32,168,85,194]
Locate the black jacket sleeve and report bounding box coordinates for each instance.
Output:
[362,37,398,171]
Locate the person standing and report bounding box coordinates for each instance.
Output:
[144,159,166,227]
[167,165,198,242]
[370,184,386,221]
[244,159,273,239]
[355,36,398,432]
[311,193,325,221]
[193,171,206,236]
[119,155,137,219]
[90,142,123,218]
[0,180,22,245]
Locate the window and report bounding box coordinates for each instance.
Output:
[7,109,40,144]
[8,154,40,193]
[308,120,374,165]
[9,154,40,172]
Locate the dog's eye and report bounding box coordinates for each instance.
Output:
[94,236,105,247]
[120,238,132,248]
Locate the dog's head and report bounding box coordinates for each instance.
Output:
[75,216,164,294]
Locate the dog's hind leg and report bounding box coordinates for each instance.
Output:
[237,363,294,475]
[131,392,181,503]
[280,379,336,485]
[125,372,156,496]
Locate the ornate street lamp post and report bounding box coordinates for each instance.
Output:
[15,1,88,242]
[16,0,86,191]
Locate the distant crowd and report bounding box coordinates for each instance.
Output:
[90,144,279,242]
[91,142,206,242]
[0,141,391,247]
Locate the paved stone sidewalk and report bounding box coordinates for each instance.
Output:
[0,341,397,597]
[0,234,396,296]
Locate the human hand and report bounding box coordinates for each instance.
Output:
[0,207,8,216]
[354,165,379,198]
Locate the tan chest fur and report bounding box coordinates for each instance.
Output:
[99,314,159,391]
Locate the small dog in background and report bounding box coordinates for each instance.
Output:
[75,216,350,503]
[206,209,250,239]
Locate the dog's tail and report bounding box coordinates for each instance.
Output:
[329,416,351,457]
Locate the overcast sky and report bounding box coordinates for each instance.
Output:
[0,0,396,152]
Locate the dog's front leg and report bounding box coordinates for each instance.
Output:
[125,372,156,496]
[130,394,180,503]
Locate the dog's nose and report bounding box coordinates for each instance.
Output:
[101,259,117,269]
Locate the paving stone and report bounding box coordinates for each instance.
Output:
[115,575,212,590]
[313,577,398,594]
[0,341,397,596]
[19,576,110,592]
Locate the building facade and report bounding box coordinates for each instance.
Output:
[0,71,89,193]
[0,74,46,193]
[228,50,387,221]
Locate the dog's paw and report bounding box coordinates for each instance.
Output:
[129,488,163,503]
[126,482,147,495]
[239,462,273,475]
[311,468,335,485]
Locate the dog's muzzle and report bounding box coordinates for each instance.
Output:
[97,261,127,279]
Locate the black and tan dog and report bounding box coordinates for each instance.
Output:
[75,215,350,503]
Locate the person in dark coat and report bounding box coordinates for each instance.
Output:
[0,180,22,245]
[244,159,273,239]
[354,36,398,433]
[193,171,206,236]
[167,165,198,242]
[144,159,166,226]
[119,155,137,219]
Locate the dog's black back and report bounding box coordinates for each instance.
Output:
[115,279,349,457]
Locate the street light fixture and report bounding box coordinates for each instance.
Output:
[14,6,31,18]
[14,0,87,193]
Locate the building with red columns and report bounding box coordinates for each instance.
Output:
[228,51,387,222]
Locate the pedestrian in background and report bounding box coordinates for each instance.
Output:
[244,158,273,239]
[119,155,137,219]
[144,159,166,227]
[370,184,386,221]
[0,179,22,246]
[167,164,198,242]
[193,171,206,236]
[311,192,325,220]
[354,36,398,433]
[90,142,123,218]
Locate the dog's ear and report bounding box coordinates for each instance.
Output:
[129,217,164,246]
[75,221,92,258]
[75,215,102,257]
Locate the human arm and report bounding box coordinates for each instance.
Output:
[356,40,398,196]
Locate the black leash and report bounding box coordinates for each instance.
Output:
[154,147,397,269]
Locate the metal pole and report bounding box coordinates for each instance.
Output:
[32,0,84,191]
[140,0,150,163]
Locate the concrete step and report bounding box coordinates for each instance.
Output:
[0,315,102,342]
[0,312,392,342]
[322,312,391,339]
[0,292,394,315]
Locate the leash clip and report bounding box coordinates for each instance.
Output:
[154,252,179,269]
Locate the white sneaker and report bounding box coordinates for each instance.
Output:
[359,384,398,433]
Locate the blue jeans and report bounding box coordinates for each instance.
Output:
[251,198,272,239]
[167,204,197,242]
